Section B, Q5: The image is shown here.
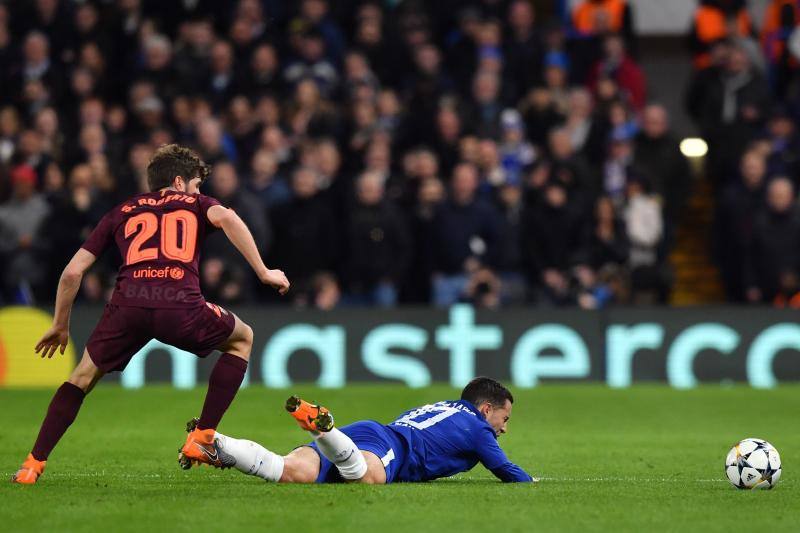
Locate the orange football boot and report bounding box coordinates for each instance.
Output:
[11,454,46,484]
[285,395,334,432]
[178,418,235,470]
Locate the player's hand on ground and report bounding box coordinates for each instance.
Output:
[261,269,290,295]
[35,326,69,359]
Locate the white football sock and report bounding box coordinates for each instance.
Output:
[215,433,284,482]
[313,428,367,480]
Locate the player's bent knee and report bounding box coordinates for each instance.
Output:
[67,368,100,393]
[356,451,387,484]
[355,470,384,484]
[68,352,104,393]
[239,323,254,351]
[221,319,253,360]
[279,452,319,483]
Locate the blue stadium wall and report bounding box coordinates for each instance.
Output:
[1,305,799,388]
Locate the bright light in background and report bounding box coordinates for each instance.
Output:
[680,138,708,158]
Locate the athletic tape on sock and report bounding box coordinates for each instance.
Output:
[315,428,368,480]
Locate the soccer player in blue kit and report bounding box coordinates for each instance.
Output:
[179,377,536,484]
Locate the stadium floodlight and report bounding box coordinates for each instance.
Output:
[679,137,708,158]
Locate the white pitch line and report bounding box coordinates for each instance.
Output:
[539,477,724,483]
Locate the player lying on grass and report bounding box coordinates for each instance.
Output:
[179,377,536,484]
[12,144,289,484]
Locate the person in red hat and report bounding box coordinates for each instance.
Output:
[0,164,50,301]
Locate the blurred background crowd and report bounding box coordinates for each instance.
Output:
[0,0,799,309]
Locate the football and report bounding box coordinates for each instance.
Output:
[725,438,782,490]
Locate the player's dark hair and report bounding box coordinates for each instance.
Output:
[146,144,210,191]
[460,377,513,408]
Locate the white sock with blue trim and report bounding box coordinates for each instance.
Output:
[215,433,284,482]
[314,428,367,480]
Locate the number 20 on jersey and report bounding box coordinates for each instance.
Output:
[124,210,198,265]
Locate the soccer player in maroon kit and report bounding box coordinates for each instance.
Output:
[12,144,290,484]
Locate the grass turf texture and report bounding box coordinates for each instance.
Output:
[1,385,798,532]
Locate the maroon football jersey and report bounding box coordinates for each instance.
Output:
[81,190,222,308]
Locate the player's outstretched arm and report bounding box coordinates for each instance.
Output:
[488,461,535,483]
[207,205,289,294]
[476,428,536,483]
[35,248,96,359]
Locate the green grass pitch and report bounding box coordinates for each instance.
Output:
[1,385,798,532]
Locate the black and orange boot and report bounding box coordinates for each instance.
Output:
[178,417,235,470]
[285,396,334,432]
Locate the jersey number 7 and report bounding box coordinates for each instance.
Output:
[125,210,198,265]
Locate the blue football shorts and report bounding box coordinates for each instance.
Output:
[306,420,405,483]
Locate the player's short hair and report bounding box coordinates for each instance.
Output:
[146,144,210,191]
[460,377,513,408]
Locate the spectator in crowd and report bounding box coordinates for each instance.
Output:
[196,117,237,165]
[521,181,583,305]
[563,87,605,164]
[207,161,270,258]
[588,34,646,111]
[497,109,536,188]
[0,106,20,169]
[504,0,544,100]
[138,34,181,103]
[431,162,500,306]
[686,40,771,183]
[207,40,242,110]
[342,171,411,306]
[624,177,666,304]
[494,181,528,304]
[542,54,570,114]
[41,163,103,295]
[283,28,339,97]
[477,138,509,192]
[633,103,692,238]
[744,177,800,303]
[0,165,50,303]
[546,126,593,210]
[690,0,754,69]
[468,70,505,138]
[763,105,800,180]
[269,166,337,300]
[570,0,637,81]
[715,150,768,301]
[432,105,464,178]
[298,0,346,64]
[10,32,63,105]
[403,176,445,304]
[519,86,564,148]
[242,43,282,98]
[463,267,503,309]
[247,148,291,210]
[404,43,454,140]
[761,0,800,98]
[571,0,635,46]
[577,195,630,275]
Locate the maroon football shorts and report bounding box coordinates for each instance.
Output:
[85,302,237,373]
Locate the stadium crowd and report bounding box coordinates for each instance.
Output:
[0,0,796,309]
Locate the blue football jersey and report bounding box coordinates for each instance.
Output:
[385,399,533,483]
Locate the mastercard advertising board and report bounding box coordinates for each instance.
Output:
[0,307,74,387]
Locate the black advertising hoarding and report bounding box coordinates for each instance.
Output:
[1,305,799,388]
